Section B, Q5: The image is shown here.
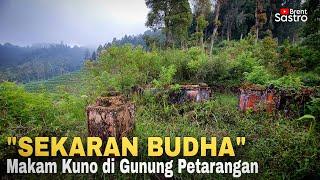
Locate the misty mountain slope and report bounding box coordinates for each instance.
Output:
[0,43,89,82]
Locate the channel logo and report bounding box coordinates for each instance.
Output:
[275,8,308,22]
[279,8,290,15]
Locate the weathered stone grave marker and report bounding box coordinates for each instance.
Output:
[86,92,135,140]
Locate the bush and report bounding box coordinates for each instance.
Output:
[270,75,304,90]
[152,65,177,88]
[306,98,320,120]
[256,36,278,69]
[298,72,320,86]
[0,82,86,158]
[244,66,273,85]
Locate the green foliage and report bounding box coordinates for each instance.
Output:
[87,35,318,91]
[233,52,259,72]
[298,114,315,121]
[196,15,208,32]
[1,37,320,178]
[0,82,86,158]
[86,45,156,92]
[0,43,88,83]
[301,0,320,39]
[146,0,192,47]
[300,46,320,71]
[134,93,320,179]
[256,37,278,69]
[86,45,209,92]
[152,65,177,88]
[186,47,207,80]
[244,66,272,85]
[270,75,304,90]
[297,72,320,86]
[276,42,304,75]
[1,1,320,179]
[24,71,84,93]
[306,98,320,119]
[0,82,55,127]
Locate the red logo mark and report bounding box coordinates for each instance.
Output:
[280,8,290,15]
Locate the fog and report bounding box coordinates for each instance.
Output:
[0,0,149,47]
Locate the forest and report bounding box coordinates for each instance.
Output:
[0,43,89,82]
[1,0,320,179]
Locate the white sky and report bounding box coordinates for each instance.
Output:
[0,0,149,47]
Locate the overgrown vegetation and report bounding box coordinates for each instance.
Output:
[1,34,319,178]
[1,0,319,179]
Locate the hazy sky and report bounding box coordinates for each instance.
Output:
[0,0,149,47]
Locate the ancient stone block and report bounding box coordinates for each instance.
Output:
[86,93,135,140]
[169,84,212,104]
[132,83,212,104]
[239,84,314,115]
[239,85,279,113]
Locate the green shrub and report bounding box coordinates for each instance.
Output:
[186,47,208,81]
[306,98,320,119]
[256,37,278,69]
[270,75,304,90]
[152,65,177,88]
[0,82,86,158]
[244,66,273,85]
[298,72,320,86]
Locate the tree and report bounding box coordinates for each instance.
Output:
[220,0,247,41]
[0,43,88,82]
[191,0,211,49]
[96,45,104,57]
[209,0,223,56]
[192,0,211,16]
[254,0,267,43]
[170,0,193,48]
[196,15,209,48]
[269,0,302,42]
[145,0,192,48]
[301,0,320,49]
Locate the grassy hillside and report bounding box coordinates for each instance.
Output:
[23,71,85,93]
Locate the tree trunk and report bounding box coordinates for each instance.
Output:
[196,18,204,50]
[255,0,261,44]
[255,1,259,44]
[200,35,204,50]
[210,1,221,56]
[227,24,231,41]
[165,28,168,47]
[255,27,259,43]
